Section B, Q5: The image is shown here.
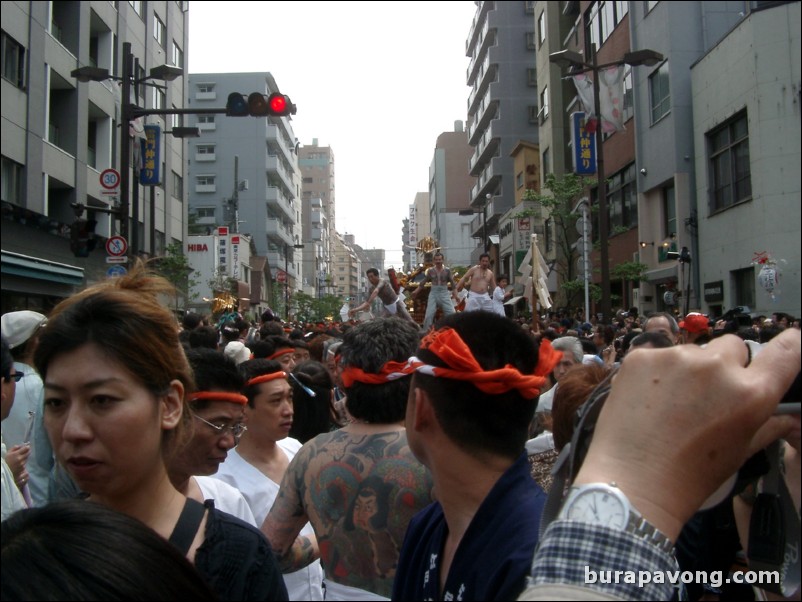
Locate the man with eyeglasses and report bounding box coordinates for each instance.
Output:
[166,348,257,526]
[213,358,324,601]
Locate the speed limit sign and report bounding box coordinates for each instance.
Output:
[100,168,120,194]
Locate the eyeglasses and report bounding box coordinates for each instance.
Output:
[192,414,247,441]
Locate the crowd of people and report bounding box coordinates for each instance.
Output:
[1,260,799,601]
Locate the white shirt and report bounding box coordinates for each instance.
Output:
[194,475,257,526]
[213,439,324,601]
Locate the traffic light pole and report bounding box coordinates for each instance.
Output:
[118,42,133,251]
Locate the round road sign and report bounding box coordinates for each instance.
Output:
[106,236,128,257]
[100,168,121,190]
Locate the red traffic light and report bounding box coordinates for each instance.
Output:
[267,92,296,117]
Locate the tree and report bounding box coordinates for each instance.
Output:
[153,242,200,312]
[611,261,648,309]
[514,173,593,308]
[292,291,345,322]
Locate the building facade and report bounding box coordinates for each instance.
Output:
[465,1,540,266]
[186,72,302,317]
[2,0,189,313]
[298,140,335,298]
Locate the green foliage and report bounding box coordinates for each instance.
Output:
[611,261,649,282]
[514,173,594,308]
[207,267,237,295]
[153,242,200,310]
[562,279,602,302]
[292,291,345,322]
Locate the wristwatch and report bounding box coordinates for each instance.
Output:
[559,482,674,554]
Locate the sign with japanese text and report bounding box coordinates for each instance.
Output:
[571,112,596,176]
[139,124,161,186]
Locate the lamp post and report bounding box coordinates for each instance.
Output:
[549,48,663,323]
[284,243,305,320]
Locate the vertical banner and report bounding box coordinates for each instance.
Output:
[572,112,596,175]
[140,124,161,185]
[217,226,229,273]
[231,235,240,279]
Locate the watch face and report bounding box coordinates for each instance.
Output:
[565,488,628,529]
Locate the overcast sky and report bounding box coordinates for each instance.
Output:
[188,1,477,268]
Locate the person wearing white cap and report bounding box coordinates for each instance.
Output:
[0,310,77,507]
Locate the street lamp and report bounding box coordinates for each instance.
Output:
[549,47,663,323]
[284,243,305,320]
[71,42,185,258]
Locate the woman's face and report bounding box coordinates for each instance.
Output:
[43,343,183,504]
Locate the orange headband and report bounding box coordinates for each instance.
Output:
[246,371,288,387]
[340,361,417,388]
[410,328,562,398]
[267,348,295,361]
[188,391,248,405]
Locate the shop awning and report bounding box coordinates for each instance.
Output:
[1,250,84,286]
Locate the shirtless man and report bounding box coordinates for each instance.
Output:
[261,319,434,600]
[412,252,459,330]
[456,253,496,313]
[349,268,416,324]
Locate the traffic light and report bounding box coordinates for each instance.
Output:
[70,219,98,257]
[226,92,297,117]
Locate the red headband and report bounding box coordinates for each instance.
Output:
[188,391,248,405]
[340,361,417,388]
[410,328,562,398]
[267,348,295,361]
[246,371,288,387]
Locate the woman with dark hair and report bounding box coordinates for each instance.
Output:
[32,262,287,601]
[289,360,338,443]
[1,500,218,600]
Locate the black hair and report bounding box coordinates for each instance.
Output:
[629,331,674,350]
[188,325,220,350]
[182,312,203,330]
[366,268,379,277]
[1,336,12,381]
[1,500,217,600]
[412,312,539,459]
[185,348,245,410]
[250,335,293,360]
[239,359,285,408]
[340,318,420,424]
[343,475,393,532]
[289,360,335,443]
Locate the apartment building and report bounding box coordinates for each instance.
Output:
[298,140,335,298]
[1,0,189,313]
[186,72,302,315]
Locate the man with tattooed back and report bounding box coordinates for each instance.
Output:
[262,318,434,601]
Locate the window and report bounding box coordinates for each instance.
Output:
[172,41,184,68]
[528,105,538,124]
[153,14,165,46]
[732,267,755,309]
[197,115,215,124]
[129,1,143,17]
[539,87,549,122]
[545,217,554,252]
[171,111,183,129]
[607,164,637,231]
[708,111,751,212]
[173,172,183,198]
[663,185,676,239]
[196,175,215,186]
[649,61,670,123]
[516,172,524,189]
[525,1,535,14]
[526,32,537,50]
[1,156,24,204]
[152,86,165,110]
[622,66,633,123]
[1,31,25,89]
[537,12,546,45]
[196,145,215,155]
[527,68,537,86]
[197,83,215,94]
[303,177,313,183]
[585,2,629,53]
[196,207,215,218]
[542,147,550,177]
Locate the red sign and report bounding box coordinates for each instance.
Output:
[100,168,120,190]
[231,236,240,244]
[217,226,228,236]
[276,270,287,283]
[105,236,127,256]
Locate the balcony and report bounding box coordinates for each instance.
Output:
[265,186,294,222]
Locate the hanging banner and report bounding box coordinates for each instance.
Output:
[571,112,596,175]
[139,124,161,186]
